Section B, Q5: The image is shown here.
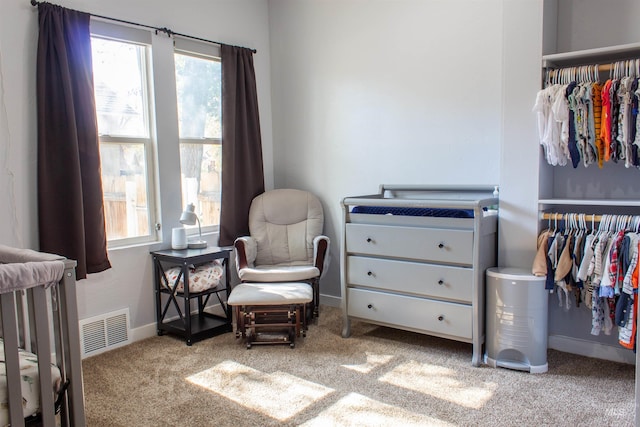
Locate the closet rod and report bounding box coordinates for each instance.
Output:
[540,212,640,224]
[546,63,613,77]
[546,58,640,78]
[540,212,605,223]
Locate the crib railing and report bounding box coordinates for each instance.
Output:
[0,248,85,427]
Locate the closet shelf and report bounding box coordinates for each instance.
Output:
[538,199,640,207]
[542,41,640,68]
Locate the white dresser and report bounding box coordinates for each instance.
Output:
[340,185,498,366]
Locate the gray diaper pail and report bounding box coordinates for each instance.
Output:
[485,267,548,374]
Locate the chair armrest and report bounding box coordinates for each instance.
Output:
[313,235,330,277]
[234,237,257,271]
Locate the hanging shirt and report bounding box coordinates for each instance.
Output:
[581,82,597,167]
[592,82,604,168]
[599,236,617,298]
[630,78,639,166]
[609,79,621,162]
[617,77,634,167]
[566,82,581,168]
[633,79,640,157]
[552,84,572,166]
[577,233,596,282]
[601,79,613,161]
[534,85,565,166]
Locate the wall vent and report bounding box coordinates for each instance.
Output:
[79,308,130,358]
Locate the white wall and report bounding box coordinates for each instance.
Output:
[498,1,545,269]
[269,0,504,298]
[0,0,273,331]
[556,0,640,53]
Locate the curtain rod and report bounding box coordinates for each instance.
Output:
[29,0,257,54]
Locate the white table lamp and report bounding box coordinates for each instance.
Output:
[179,203,207,249]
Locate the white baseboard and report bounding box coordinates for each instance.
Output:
[320,293,341,308]
[129,322,158,343]
[548,334,636,365]
[128,303,227,344]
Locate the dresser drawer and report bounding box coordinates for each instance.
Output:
[347,256,473,303]
[347,288,472,340]
[346,223,473,265]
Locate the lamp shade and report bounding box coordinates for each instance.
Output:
[179,203,198,225]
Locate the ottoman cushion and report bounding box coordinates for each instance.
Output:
[228,282,312,306]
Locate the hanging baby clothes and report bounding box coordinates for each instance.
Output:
[617,234,638,349]
[534,214,639,350]
[537,61,640,168]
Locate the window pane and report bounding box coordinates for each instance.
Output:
[175,53,221,139]
[92,38,148,138]
[180,143,221,227]
[176,51,222,229]
[100,143,151,240]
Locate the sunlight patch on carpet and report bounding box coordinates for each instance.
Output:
[378,361,497,409]
[185,360,334,421]
[300,392,455,427]
[341,352,394,373]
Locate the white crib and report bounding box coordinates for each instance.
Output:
[0,245,85,427]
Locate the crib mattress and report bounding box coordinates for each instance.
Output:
[0,338,62,426]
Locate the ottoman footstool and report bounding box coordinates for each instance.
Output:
[227,282,313,348]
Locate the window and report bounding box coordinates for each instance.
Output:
[91,34,157,246]
[90,23,222,247]
[175,46,222,230]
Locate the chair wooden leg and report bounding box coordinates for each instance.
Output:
[313,278,320,318]
[295,305,301,337]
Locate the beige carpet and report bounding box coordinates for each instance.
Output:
[82,306,636,426]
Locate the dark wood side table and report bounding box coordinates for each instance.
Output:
[151,246,232,345]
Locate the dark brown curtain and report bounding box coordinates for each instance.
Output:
[36,3,111,279]
[219,45,265,246]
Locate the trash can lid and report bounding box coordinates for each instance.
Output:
[486,267,545,281]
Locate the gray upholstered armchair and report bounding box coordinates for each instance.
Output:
[234,189,330,317]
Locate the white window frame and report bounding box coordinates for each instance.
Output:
[90,20,161,248]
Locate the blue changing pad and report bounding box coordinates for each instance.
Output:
[351,206,475,218]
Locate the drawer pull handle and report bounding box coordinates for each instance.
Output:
[437,315,444,321]
[367,304,373,309]
[438,279,444,285]
[438,242,445,249]
[366,237,373,243]
[367,271,373,276]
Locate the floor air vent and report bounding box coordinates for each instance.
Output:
[79,308,130,358]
